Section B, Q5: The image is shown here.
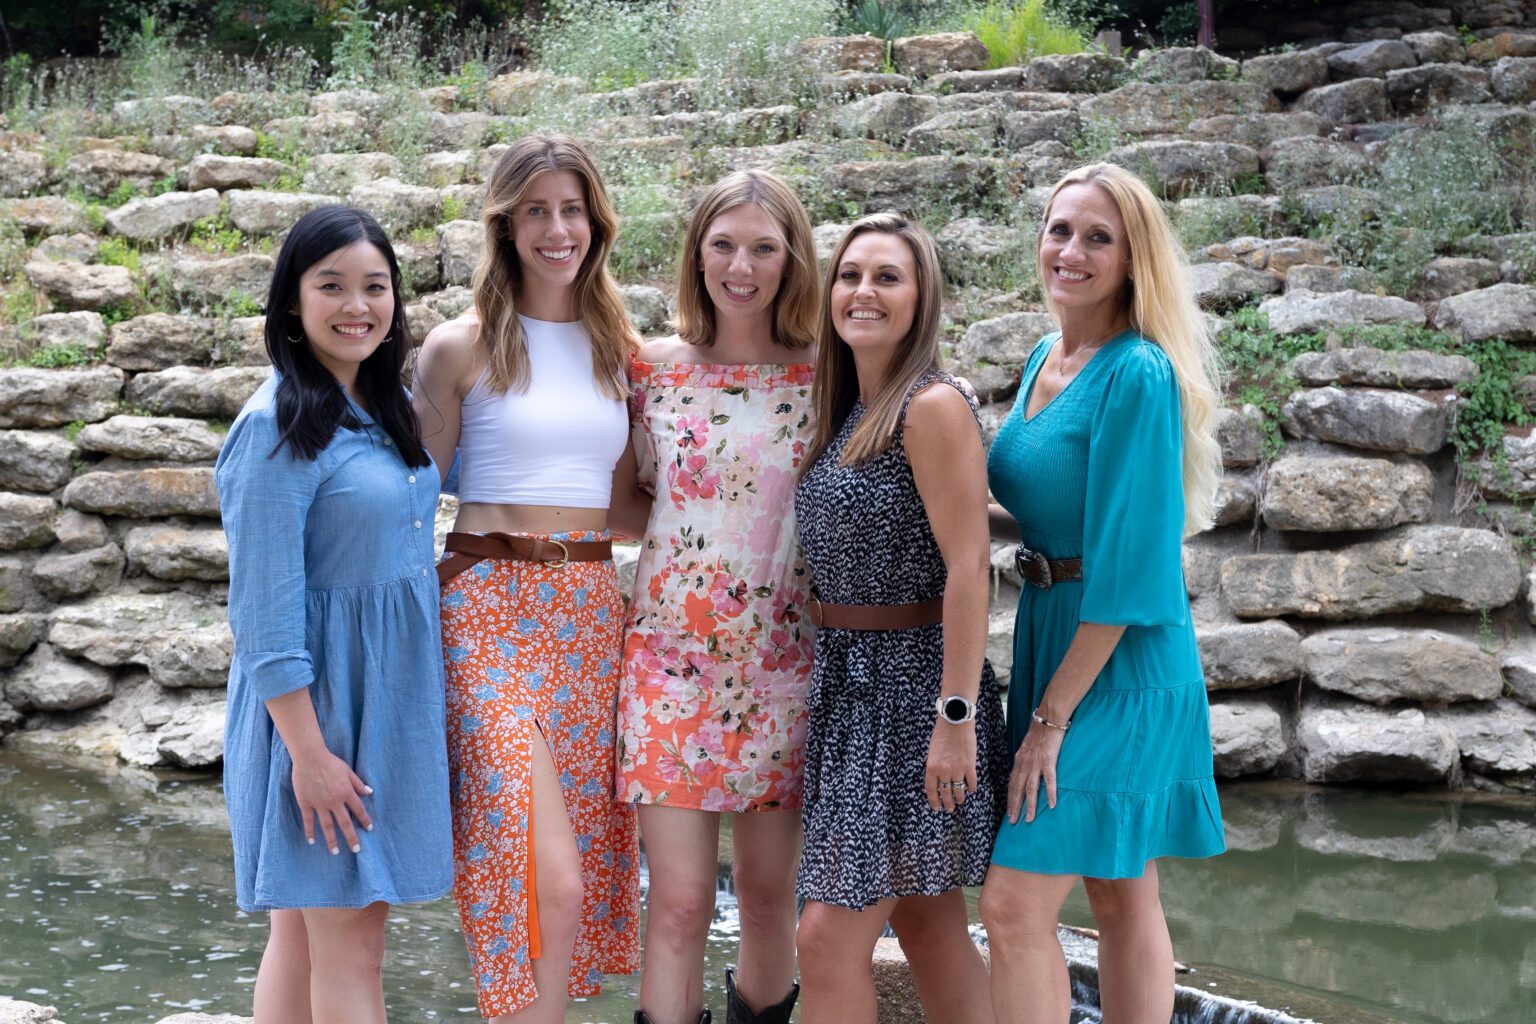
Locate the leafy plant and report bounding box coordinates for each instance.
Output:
[848,0,908,41]
[26,342,93,368]
[97,236,142,272]
[190,216,246,256]
[967,0,1087,69]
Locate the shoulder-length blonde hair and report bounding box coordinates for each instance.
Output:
[674,170,819,350]
[803,213,945,473]
[473,133,637,399]
[1038,162,1222,534]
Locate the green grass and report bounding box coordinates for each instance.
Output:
[966,0,1088,69]
[189,216,246,256]
[98,237,142,272]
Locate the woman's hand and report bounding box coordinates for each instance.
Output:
[290,748,374,855]
[1007,725,1065,825]
[925,721,978,814]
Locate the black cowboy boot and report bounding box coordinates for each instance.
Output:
[725,966,798,1024]
[635,1009,712,1024]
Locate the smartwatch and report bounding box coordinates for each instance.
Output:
[935,694,976,724]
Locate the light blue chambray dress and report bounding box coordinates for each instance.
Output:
[217,375,452,911]
[987,332,1224,879]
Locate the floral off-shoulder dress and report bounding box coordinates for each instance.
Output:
[617,358,817,812]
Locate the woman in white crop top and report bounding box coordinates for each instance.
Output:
[412,133,643,1024]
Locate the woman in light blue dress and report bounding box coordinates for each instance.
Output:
[979,164,1225,1024]
[218,206,451,1024]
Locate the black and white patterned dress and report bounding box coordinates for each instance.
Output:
[792,371,1008,909]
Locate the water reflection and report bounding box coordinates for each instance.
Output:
[2,751,1533,1024]
[1106,784,1536,1024]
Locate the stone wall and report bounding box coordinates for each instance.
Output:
[2,27,1535,790]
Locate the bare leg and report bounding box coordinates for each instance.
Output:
[253,909,311,1024]
[728,809,802,1012]
[795,897,896,1024]
[888,890,994,1024]
[980,866,1079,1024]
[299,902,390,1024]
[490,732,585,1024]
[1083,862,1175,1024]
[636,804,721,1024]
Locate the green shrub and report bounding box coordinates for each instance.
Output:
[98,236,142,271]
[966,0,1087,69]
[847,0,908,40]
[190,216,246,256]
[536,0,683,92]
[26,342,92,368]
[680,0,837,105]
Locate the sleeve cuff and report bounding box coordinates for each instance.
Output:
[240,651,315,703]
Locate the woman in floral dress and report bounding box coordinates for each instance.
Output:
[617,170,820,1024]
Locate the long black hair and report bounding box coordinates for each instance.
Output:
[264,205,431,467]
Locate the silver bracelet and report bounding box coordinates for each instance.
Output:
[1031,707,1070,732]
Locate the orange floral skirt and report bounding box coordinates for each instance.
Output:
[441,532,640,1018]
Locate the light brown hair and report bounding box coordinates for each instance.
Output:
[473,133,637,398]
[674,170,819,350]
[803,213,945,473]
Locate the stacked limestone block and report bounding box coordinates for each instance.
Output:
[1,22,1535,789]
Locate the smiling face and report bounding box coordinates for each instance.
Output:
[509,168,591,310]
[1038,181,1132,316]
[830,231,919,355]
[700,202,789,325]
[294,240,395,384]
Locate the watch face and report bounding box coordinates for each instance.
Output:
[943,697,970,721]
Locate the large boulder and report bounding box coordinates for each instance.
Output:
[62,468,221,518]
[831,92,939,143]
[0,367,123,428]
[905,108,1003,155]
[0,149,46,197]
[1411,256,1501,302]
[0,493,57,550]
[1326,39,1418,80]
[822,156,1004,211]
[1261,136,1371,191]
[127,366,273,419]
[172,254,274,307]
[1294,79,1389,124]
[1103,140,1259,197]
[1198,620,1304,690]
[1215,407,1263,467]
[1291,347,1477,389]
[1432,283,1536,343]
[1208,697,1287,777]
[891,32,989,78]
[191,124,260,156]
[0,430,76,492]
[149,623,233,689]
[23,260,137,312]
[63,148,177,197]
[1296,701,1457,783]
[1402,31,1463,65]
[1133,46,1239,84]
[933,217,1027,284]
[225,189,343,235]
[47,592,215,667]
[1002,109,1081,147]
[1303,627,1504,705]
[1385,64,1491,114]
[1022,53,1128,93]
[105,189,221,241]
[301,152,404,193]
[1080,81,1274,136]
[1185,111,1331,149]
[0,196,89,236]
[0,614,42,669]
[1189,262,1281,310]
[347,178,442,232]
[1472,433,1536,500]
[5,643,114,711]
[1499,645,1536,710]
[157,700,228,768]
[1431,700,1536,785]
[31,543,125,601]
[1220,525,1521,620]
[1281,387,1448,455]
[1261,451,1434,532]
[19,311,107,357]
[1242,50,1329,96]
[799,34,889,74]
[951,311,1056,402]
[76,415,225,462]
[1491,56,1536,103]
[185,154,288,191]
[105,313,217,371]
[124,526,229,581]
[261,111,368,153]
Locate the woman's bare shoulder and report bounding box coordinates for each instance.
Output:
[636,334,699,364]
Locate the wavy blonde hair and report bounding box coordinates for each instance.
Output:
[675,170,819,350]
[1038,162,1221,534]
[803,213,945,473]
[473,133,637,398]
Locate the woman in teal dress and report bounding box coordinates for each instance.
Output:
[979,163,1225,1024]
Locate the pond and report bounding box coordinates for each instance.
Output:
[1,749,1531,1024]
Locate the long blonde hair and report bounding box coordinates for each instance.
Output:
[675,170,819,350]
[473,133,637,398]
[803,213,945,473]
[1038,162,1221,534]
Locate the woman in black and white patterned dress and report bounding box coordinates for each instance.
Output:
[791,213,1007,1024]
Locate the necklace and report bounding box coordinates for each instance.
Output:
[1052,324,1128,379]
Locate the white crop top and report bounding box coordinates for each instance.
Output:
[457,315,628,508]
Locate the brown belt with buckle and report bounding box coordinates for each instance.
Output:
[807,595,944,631]
[1014,545,1083,591]
[437,531,613,586]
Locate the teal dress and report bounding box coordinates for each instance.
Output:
[987,331,1223,879]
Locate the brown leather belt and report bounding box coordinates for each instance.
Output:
[437,531,613,586]
[1014,545,1083,591]
[807,595,944,631]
